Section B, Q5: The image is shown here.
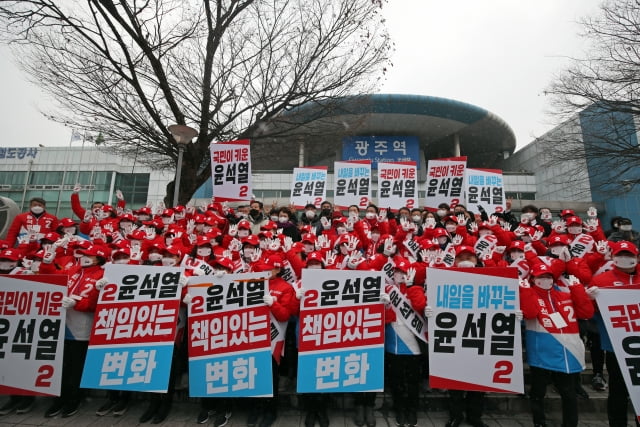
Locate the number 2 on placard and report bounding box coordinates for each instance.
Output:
[239,186,248,197]
[35,365,54,387]
[302,289,319,308]
[492,360,513,384]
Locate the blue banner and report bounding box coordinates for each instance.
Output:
[342,136,420,169]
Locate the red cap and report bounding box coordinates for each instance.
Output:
[259,230,274,239]
[394,258,411,273]
[119,213,136,222]
[419,239,438,250]
[242,235,260,247]
[136,206,152,215]
[508,240,526,252]
[548,235,570,246]
[264,254,283,269]
[306,251,324,265]
[41,232,60,242]
[206,228,222,240]
[101,205,114,212]
[194,214,206,224]
[612,241,639,256]
[173,205,185,213]
[59,218,77,227]
[113,247,131,257]
[443,215,458,224]
[561,209,576,217]
[70,239,91,249]
[565,216,582,226]
[433,228,449,238]
[33,249,46,259]
[162,245,183,257]
[531,263,553,277]
[78,246,108,258]
[332,211,344,219]
[237,220,252,230]
[0,248,21,261]
[213,257,234,271]
[455,245,476,257]
[128,230,146,240]
[301,233,317,244]
[260,221,278,231]
[161,209,174,217]
[196,236,211,247]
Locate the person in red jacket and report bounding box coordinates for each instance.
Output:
[5,197,59,247]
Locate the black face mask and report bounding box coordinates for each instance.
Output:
[321,209,331,217]
[249,209,260,218]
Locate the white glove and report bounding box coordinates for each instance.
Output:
[424,306,434,318]
[263,294,275,306]
[567,274,580,287]
[320,217,331,230]
[346,235,360,252]
[552,220,566,233]
[182,293,193,305]
[324,251,337,267]
[494,245,506,254]
[559,247,572,262]
[451,234,463,246]
[115,189,124,201]
[214,270,226,278]
[130,247,142,261]
[378,209,388,223]
[424,217,436,229]
[346,217,355,232]
[250,248,263,263]
[383,237,396,256]
[406,267,416,286]
[595,240,609,255]
[456,214,467,226]
[282,236,293,252]
[187,233,197,245]
[584,218,598,233]
[488,215,499,226]
[61,296,77,309]
[179,275,189,287]
[501,222,512,232]
[227,224,238,237]
[586,286,599,300]
[380,292,391,305]
[95,278,109,290]
[295,286,306,300]
[515,310,523,321]
[587,207,597,218]
[519,279,530,288]
[432,249,445,265]
[531,230,544,242]
[42,249,56,264]
[316,234,330,250]
[468,222,478,234]
[228,238,242,253]
[346,252,364,269]
[73,184,82,193]
[513,225,527,237]
[186,219,196,234]
[155,201,165,216]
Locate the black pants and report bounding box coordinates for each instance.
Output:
[60,340,89,405]
[448,390,485,422]
[387,353,421,413]
[353,391,376,407]
[606,352,640,427]
[529,366,577,427]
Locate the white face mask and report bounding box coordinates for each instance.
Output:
[306,210,316,219]
[238,229,250,238]
[278,216,289,224]
[148,253,162,262]
[113,258,129,265]
[145,228,156,239]
[162,217,173,225]
[270,215,279,222]
[120,222,133,233]
[412,215,422,223]
[614,256,638,269]
[162,257,177,267]
[80,256,94,267]
[197,247,212,257]
[534,277,554,290]
[365,212,376,220]
[30,206,44,215]
[437,236,448,246]
[371,232,380,242]
[456,260,476,268]
[63,227,76,235]
[437,209,448,217]
[510,251,525,261]
[540,211,552,221]
[0,261,16,271]
[393,271,406,284]
[307,264,322,270]
[243,247,255,258]
[620,225,633,231]
[568,226,582,235]
[549,246,565,256]
[445,224,457,233]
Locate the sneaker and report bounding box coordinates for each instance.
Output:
[197,409,211,424]
[364,406,376,427]
[0,397,20,415]
[44,400,64,418]
[395,410,406,426]
[15,397,35,415]
[214,410,232,427]
[61,401,80,418]
[405,411,417,427]
[95,400,117,416]
[112,399,129,416]
[592,373,607,391]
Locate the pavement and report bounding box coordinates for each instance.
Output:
[0,391,614,427]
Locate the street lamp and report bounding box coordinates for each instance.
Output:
[168,124,198,207]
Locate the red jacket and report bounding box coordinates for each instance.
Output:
[6,211,59,247]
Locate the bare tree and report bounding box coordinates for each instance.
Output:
[542,0,640,196]
[0,0,392,205]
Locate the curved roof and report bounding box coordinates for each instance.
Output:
[250,93,516,170]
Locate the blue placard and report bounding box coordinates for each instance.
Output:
[342,136,420,169]
[81,343,175,392]
[189,349,273,397]
[297,346,384,393]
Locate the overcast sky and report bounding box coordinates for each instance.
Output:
[0,0,602,150]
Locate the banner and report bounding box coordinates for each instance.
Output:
[342,136,420,169]
[81,265,182,392]
[464,168,505,214]
[210,139,252,202]
[426,267,523,393]
[377,161,417,210]
[425,156,466,211]
[290,166,328,209]
[297,269,385,393]
[0,274,67,396]
[187,273,273,397]
[595,287,640,422]
[333,160,372,210]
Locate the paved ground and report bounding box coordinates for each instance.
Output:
[0,394,614,427]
